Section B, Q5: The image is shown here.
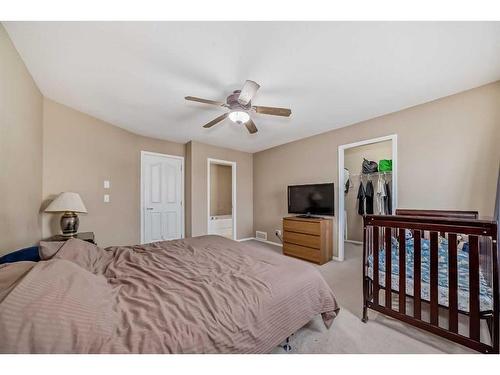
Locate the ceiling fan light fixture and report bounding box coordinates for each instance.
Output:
[228,111,250,124]
[185,80,291,134]
[237,80,260,105]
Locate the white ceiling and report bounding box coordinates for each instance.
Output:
[4,22,500,153]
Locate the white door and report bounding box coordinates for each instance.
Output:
[142,152,184,243]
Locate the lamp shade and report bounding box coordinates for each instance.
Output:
[45,192,88,213]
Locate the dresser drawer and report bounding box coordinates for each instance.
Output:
[283,243,320,263]
[283,231,320,249]
[283,219,320,235]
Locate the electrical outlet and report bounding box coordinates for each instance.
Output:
[104,180,110,189]
[104,194,110,203]
[275,229,282,237]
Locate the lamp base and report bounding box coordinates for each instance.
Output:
[60,212,79,236]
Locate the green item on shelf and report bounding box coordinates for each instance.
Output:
[379,159,392,172]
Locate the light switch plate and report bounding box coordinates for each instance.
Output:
[104,194,110,203]
[104,180,110,189]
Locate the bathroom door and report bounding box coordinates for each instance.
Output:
[141,152,184,243]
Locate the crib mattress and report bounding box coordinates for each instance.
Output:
[367,237,493,312]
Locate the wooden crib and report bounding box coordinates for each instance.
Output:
[362,209,498,353]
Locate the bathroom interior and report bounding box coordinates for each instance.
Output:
[208,162,233,239]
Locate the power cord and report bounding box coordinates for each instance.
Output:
[275,230,283,244]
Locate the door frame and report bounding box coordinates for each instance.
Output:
[140,151,185,244]
[207,158,237,240]
[337,134,398,261]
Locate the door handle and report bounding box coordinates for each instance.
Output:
[146,207,153,210]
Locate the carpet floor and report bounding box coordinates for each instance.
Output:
[242,239,477,354]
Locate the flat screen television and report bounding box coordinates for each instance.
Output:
[287,183,335,216]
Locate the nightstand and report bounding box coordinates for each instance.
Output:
[44,232,96,245]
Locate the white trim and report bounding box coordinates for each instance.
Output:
[141,150,185,161]
[140,151,185,244]
[207,158,237,241]
[337,134,398,262]
[254,238,283,247]
[236,237,254,242]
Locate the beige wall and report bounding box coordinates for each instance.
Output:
[42,99,185,248]
[0,25,43,255]
[1,22,499,257]
[254,82,500,256]
[42,101,252,247]
[344,141,392,242]
[210,164,232,216]
[186,141,253,239]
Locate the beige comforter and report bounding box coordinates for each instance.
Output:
[0,235,338,353]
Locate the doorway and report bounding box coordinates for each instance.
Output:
[141,151,184,244]
[207,158,236,240]
[337,134,397,261]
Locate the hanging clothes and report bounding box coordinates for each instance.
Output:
[376,177,387,214]
[357,181,365,215]
[344,168,350,194]
[365,180,374,214]
[383,183,389,215]
[385,181,392,214]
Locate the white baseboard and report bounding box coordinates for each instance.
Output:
[236,237,254,242]
[255,238,283,247]
[242,237,283,247]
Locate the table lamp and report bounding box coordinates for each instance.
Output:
[44,192,88,236]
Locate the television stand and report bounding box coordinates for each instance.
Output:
[295,214,324,219]
[282,216,333,265]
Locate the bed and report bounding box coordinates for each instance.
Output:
[0,235,339,353]
[362,209,498,354]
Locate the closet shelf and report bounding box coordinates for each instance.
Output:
[350,171,392,177]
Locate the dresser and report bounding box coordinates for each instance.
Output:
[282,216,333,265]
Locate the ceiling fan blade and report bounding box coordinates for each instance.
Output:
[253,106,291,117]
[203,113,228,128]
[245,119,258,134]
[237,80,260,105]
[185,96,225,106]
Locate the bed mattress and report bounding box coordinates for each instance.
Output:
[367,237,493,312]
[0,235,338,353]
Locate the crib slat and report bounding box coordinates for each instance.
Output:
[448,233,458,333]
[430,232,439,326]
[385,227,392,309]
[398,229,406,314]
[413,230,422,319]
[469,235,480,341]
[373,226,379,305]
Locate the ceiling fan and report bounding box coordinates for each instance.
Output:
[185,80,291,134]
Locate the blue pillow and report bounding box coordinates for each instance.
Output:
[0,246,40,264]
[461,242,469,253]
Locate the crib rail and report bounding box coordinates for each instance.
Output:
[362,214,498,354]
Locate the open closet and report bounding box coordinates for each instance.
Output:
[343,140,393,245]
